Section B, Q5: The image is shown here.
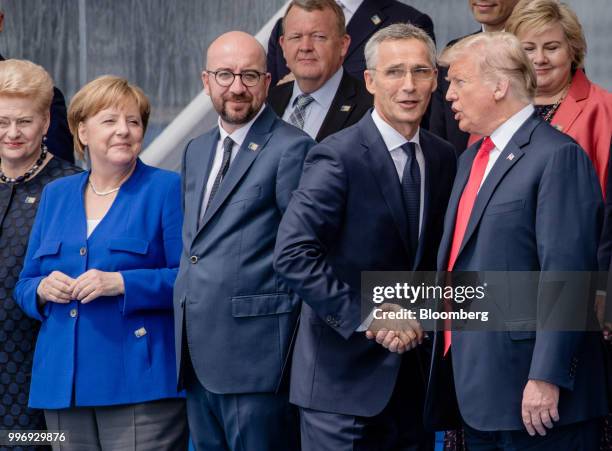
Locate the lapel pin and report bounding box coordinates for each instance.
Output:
[248,142,259,152]
[371,14,382,25]
[25,196,36,204]
[340,105,352,112]
[507,153,515,161]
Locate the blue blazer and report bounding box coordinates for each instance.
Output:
[274,112,456,416]
[425,114,609,431]
[173,106,314,394]
[15,160,183,409]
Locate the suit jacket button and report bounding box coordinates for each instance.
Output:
[70,308,77,318]
[79,247,87,256]
[326,315,337,326]
[190,255,198,264]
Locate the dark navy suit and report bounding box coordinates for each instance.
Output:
[267,0,435,86]
[426,114,608,445]
[174,106,314,450]
[274,112,456,449]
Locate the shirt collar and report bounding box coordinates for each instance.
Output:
[489,104,534,151]
[371,108,421,152]
[289,67,344,111]
[218,104,266,147]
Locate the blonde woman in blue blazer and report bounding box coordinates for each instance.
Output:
[14,76,188,451]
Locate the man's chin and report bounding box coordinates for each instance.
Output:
[221,107,257,126]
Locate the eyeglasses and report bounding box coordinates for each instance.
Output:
[206,69,267,87]
[371,66,436,82]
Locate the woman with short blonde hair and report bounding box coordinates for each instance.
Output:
[0,58,79,434]
[15,75,187,450]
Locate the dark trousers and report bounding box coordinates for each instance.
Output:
[463,417,602,451]
[300,350,434,451]
[184,362,299,451]
[44,398,188,451]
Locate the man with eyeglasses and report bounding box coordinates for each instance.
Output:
[267,0,372,142]
[173,30,314,451]
[274,23,455,451]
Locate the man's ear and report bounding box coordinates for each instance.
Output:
[202,70,211,96]
[364,70,376,96]
[493,77,510,101]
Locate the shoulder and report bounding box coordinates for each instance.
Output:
[313,120,365,159]
[43,166,85,194]
[270,115,314,146]
[420,128,455,160]
[136,161,180,189]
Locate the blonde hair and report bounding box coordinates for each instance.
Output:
[440,32,537,102]
[0,59,54,113]
[506,0,586,70]
[68,75,150,157]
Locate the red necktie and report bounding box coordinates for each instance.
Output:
[444,137,495,355]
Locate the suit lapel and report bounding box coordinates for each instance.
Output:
[360,114,413,256]
[455,116,540,259]
[198,108,275,231]
[267,82,293,118]
[316,72,357,141]
[437,146,476,269]
[346,0,389,60]
[413,130,435,269]
[551,70,589,134]
[192,130,219,235]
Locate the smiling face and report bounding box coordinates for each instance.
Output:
[469,0,520,30]
[0,95,49,168]
[77,99,144,170]
[517,22,572,100]
[364,38,437,139]
[203,32,270,133]
[279,5,350,92]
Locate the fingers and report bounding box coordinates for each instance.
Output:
[71,270,103,302]
[522,410,536,437]
[37,271,74,303]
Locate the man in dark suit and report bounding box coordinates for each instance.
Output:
[425,32,608,449]
[274,23,455,451]
[428,0,519,155]
[267,0,435,86]
[173,31,314,451]
[267,0,372,142]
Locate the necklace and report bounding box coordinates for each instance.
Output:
[0,144,48,184]
[88,179,121,196]
[541,85,569,123]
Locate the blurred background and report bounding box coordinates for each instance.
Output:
[0,0,609,162]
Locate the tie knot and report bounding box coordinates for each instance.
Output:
[402,142,416,157]
[294,93,314,109]
[478,137,495,156]
[223,136,234,153]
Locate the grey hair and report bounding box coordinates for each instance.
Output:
[364,23,437,69]
[440,32,537,102]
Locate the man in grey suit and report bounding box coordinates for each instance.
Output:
[173,31,314,451]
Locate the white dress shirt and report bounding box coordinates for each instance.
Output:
[282,68,344,139]
[336,0,363,24]
[200,105,266,221]
[371,109,426,235]
[480,104,535,189]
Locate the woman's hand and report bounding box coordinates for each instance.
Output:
[71,269,125,303]
[37,271,75,305]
